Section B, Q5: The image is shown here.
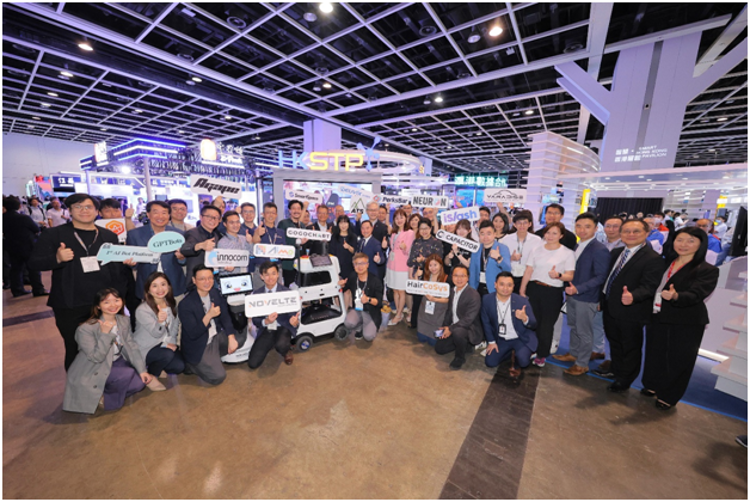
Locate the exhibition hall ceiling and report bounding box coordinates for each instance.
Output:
[2,2,747,175]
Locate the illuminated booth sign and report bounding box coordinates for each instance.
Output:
[454,175,508,187]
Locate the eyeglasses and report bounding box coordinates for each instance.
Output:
[621,229,645,235]
[354,261,368,267]
[72,204,96,211]
[202,214,219,221]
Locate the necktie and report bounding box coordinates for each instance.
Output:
[605,249,630,297]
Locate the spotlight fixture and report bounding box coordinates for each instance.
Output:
[178,130,186,134]
[60,70,74,78]
[320,2,333,13]
[185,80,195,86]
[32,116,41,120]
[411,128,418,132]
[254,135,261,140]
[423,97,431,105]
[304,12,318,22]
[467,27,481,44]
[434,95,444,103]
[191,76,202,83]
[133,108,143,114]
[100,128,108,131]
[322,82,332,89]
[78,40,94,51]
[47,92,58,97]
[489,25,503,37]
[121,166,132,174]
[224,115,232,120]
[524,109,534,115]
[716,117,728,122]
[475,132,482,136]
[313,82,322,92]
[41,102,51,107]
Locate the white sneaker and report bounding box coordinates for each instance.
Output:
[146,379,167,392]
[550,341,560,354]
[475,341,487,351]
[480,348,487,356]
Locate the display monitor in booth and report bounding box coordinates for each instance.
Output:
[282,181,373,220]
[219,274,253,296]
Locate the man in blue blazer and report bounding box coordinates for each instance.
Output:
[355,220,385,276]
[553,213,612,375]
[125,200,187,304]
[470,220,511,295]
[248,261,300,369]
[481,272,537,374]
[178,265,245,385]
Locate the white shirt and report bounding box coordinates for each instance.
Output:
[200,294,218,342]
[263,284,279,329]
[715,222,728,239]
[575,237,594,260]
[452,285,467,325]
[501,232,543,277]
[47,207,70,227]
[495,297,518,340]
[526,245,577,287]
[602,243,646,294]
[603,238,624,251]
[28,205,46,225]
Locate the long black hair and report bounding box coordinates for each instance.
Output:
[332,214,357,244]
[143,272,177,317]
[666,227,710,278]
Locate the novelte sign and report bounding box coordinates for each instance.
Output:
[435,229,481,253]
[245,290,302,317]
[484,189,527,204]
[190,176,242,196]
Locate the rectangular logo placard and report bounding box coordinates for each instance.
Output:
[378,195,412,205]
[405,280,451,298]
[285,189,323,205]
[190,176,242,196]
[435,229,481,253]
[96,243,160,265]
[411,195,450,209]
[253,243,296,259]
[286,227,331,242]
[439,207,481,224]
[245,290,302,318]
[95,218,127,243]
[204,249,250,267]
[484,189,527,204]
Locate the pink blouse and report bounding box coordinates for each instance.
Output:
[387,229,415,272]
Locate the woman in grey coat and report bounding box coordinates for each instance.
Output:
[63,288,152,414]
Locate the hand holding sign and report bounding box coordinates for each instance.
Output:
[57,242,74,263]
[515,305,528,323]
[265,312,279,325]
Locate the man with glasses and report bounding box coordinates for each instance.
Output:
[337,253,384,342]
[501,210,542,293]
[180,205,224,285]
[436,264,483,370]
[29,194,129,371]
[592,216,625,371]
[168,199,193,232]
[238,202,257,237]
[536,203,577,250]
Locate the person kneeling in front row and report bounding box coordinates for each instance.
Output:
[338,252,384,342]
[435,264,484,370]
[481,272,537,375]
[63,288,153,414]
[178,265,246,385]
[248,261,298,368]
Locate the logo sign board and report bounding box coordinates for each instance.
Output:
[97,243,160,265]
[411,195,450,209]
[285,189,323,205]
[439,207,481,224]
[278,150,364,171]
[405,280,451,298]
[339,185,370,198]
[95,218,127,243]
[484,189,527,204]
[286,227,331,242]
[245,290,302,318]
[204,249,250,268]
[377,194,412,205]
[190,176,242,197]
[253,243,296,259]
[147,231,185,253]
[436,230,481,253]
[94,141,108,163]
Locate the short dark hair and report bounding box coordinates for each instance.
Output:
[622,219,649,233]
[99,198,121,210]
[452,264,470,277]
[512,210,533,224]
[222,210,240,224]
[192,264,213,278]
[495,271,514,282]
[575,212,597,225]
[478,220,494,232]
[259,261,279,275]
[654,211,665,218]
[65,193,100,210]
[146,200,170,214]
[479,206,491,216]
[288,199,303,210]
[541,221,566,236]
[546,203,564,215]
[360,220,373,228]
[3,196,20,212]
[169,198,187,208]
[263,202,277,211]
[317,205,329,212]
[240,202,256,211]
[200,205,221,217]
[604,215,624,225]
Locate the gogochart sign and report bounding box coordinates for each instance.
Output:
[245,290,302,317]
[484,188,527,204]
[405,280,451,298]
[190,176,242,196]
[97,243,160,265]
[435,229,481,253]
[147,231,185,253]
[286,227,331,242]
[285,189,324,205]
[253,243,296,259]
[411,195,450,209]
[439,207,481,224]
[204,249,250,267]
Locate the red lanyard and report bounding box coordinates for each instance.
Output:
[666,261,683,281]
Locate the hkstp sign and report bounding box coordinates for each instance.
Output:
[278,150,364,171]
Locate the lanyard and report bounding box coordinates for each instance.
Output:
[73,228,99,257]
[357,277,368,293]
[496,300,511,325]
[666,260,684,281]
[516,235,526,255]
[265,227,282,244]
[482,246,492,271]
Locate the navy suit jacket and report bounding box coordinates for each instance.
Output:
[126,224,186,298]
[481,293,538,352]
[178,288,235,365]
[356,236,385,276]
[250,283,298,337]
[569,239,610,303]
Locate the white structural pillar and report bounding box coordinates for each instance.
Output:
[303,119,341,152]
[525,131,600,229]
[555,32,747,172]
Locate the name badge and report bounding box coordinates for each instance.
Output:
[355,288,364,311]
[425,300,435,315]
[479,271,486,284]
[653,291,662,314]
[498,323,507,336]
[80,256,101,273]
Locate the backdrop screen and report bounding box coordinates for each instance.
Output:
[282,181,373,220]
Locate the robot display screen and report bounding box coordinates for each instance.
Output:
[282,181,373,218]
[219,274,253,295]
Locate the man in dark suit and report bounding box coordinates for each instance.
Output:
[599,219,665,392]
[3,196,48,297]
[436,264,483,370]
[180,205,223,286]
[554,213,611,375]
[355,220,385,276]
[355,201,388,281]
[178,265,246,385]
[481,272,537,375]
[535,203,577,250]
[248,261,299,368]
[306,204,331,256]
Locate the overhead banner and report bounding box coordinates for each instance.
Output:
[405,280,451,298]
[95,218,127,243]
[411,194,450,209]
[377,194,412,205]
[147,231,185,253]
[245,290,302,318]
[204,249,250,268]
[286,227,331,242]
[484,188,527,204]
[190,175,242,197]
[435,229,481,253]
[253,243,296,259]
[439,207,481,224]
[97,243,160,265]
[285,189,323,205]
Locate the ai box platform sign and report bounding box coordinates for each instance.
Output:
[411,195,450,209]
[245,290,302,318]
[405,280,451,298]
[436,229,481,253]
[484,189,526,204]
[147,231,185,253]
[253,243,296,259]
[204,249,250,268]
[190,175,242,197]
[97,243,160,264]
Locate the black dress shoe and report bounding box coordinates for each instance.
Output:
[640,388,657,397]
[12,290,31,297]
[449,357,465,370]
[607,381,630,393]
[33,290,49,297]
[354,331,363,340]
[593,368,615,378]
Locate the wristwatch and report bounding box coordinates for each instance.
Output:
[557,272,563,279]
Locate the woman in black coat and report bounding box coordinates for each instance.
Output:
[330,214,358,281]
[642,227,720,410]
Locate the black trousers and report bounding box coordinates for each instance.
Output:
[435,326,471,362]
[603,312,645,387]
[145,346,186,376]
[9,254,44,295]
[527,281,564,358]
[53,305,93,371]
[282,269,297,288]
[248,326,293,369]
[410,294,423,327]
[512,276,523,294]
[642,322,706,405]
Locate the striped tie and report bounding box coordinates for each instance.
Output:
[605,249,630,297]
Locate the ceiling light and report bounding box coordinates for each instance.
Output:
[708,148,716,152]
[320,2,333,13]
[468,32,481,44]
[524,109,534,115]
[100,128,107,131]
[32,116,41,120]
[27,125,35,129]
[423,97,431,105]
[60,71,74,78]
[475,132,482,136]
[322,82,332,89]
[185,80,195,86]
[178,130,186,134]
[304,12,318,22]
[121,166,131,174]
[638,175,644,178]
[133,109,143,114]
[41,102,51,107]
[489,25,503,37]
[224,115,232,120]
[411,128,418,132]
[47,92,58,97]
[434,95,444,103]
[191,76,202,83]
[313,83,322,92]
[647,179,652,181]
[254,135,261,140]
[717,117,728,122]
[78,41,94,51]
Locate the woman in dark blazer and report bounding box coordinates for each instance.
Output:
[642,227,720,410]
[330,214,358,281]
